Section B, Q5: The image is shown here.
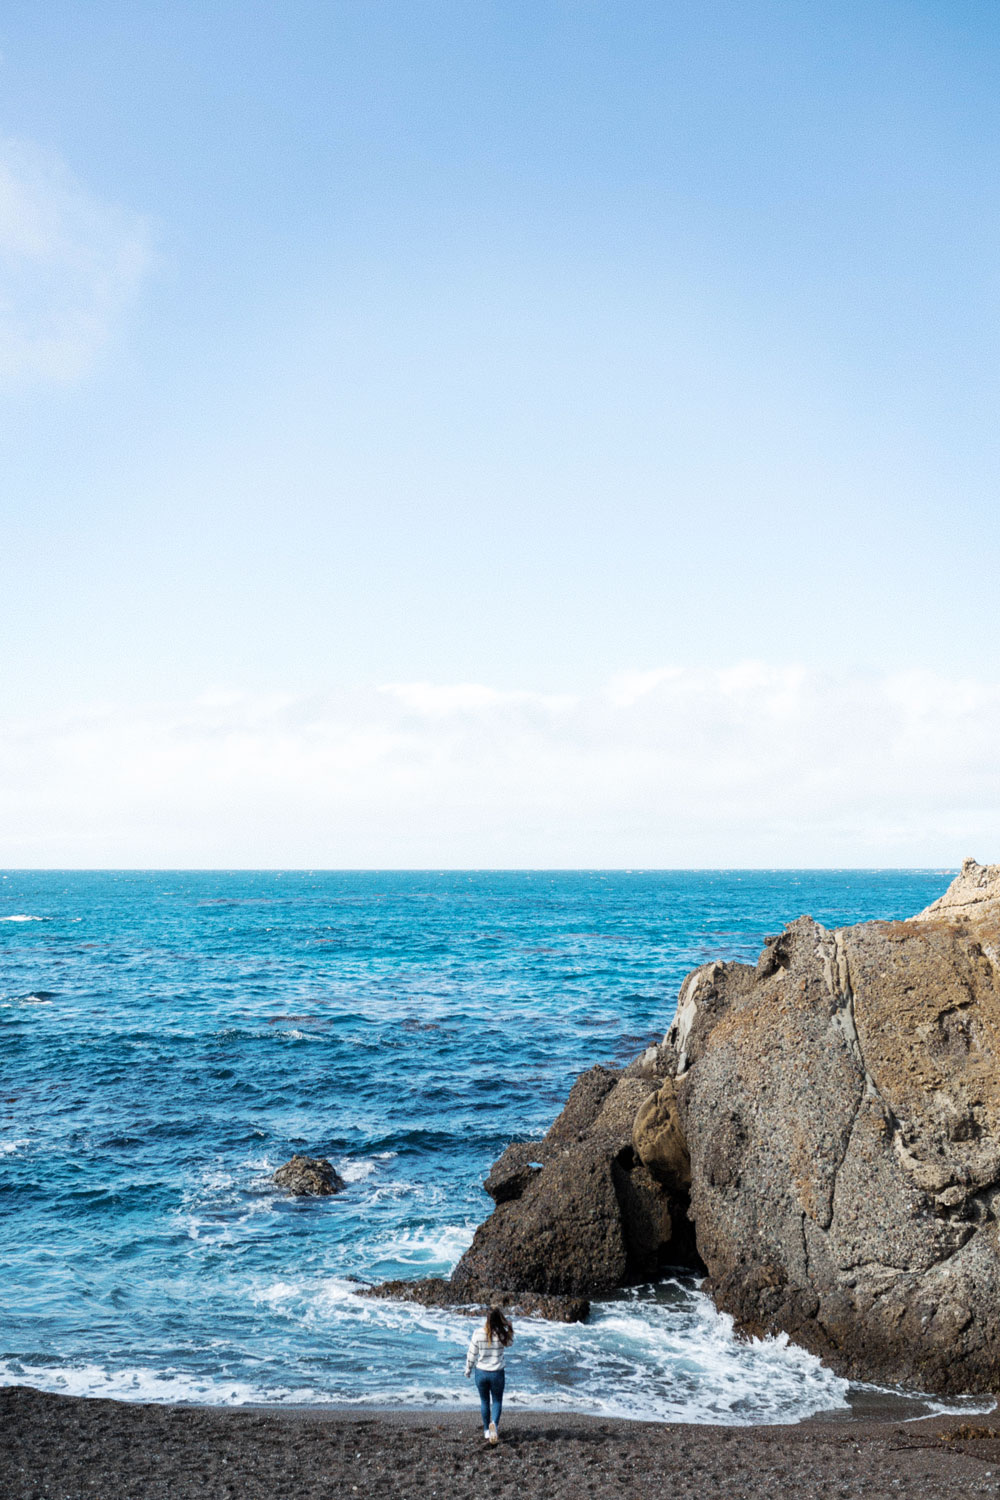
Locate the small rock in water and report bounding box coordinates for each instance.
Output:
[272,1154,345,1196]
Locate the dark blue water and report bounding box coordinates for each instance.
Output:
[0,869,977,1421]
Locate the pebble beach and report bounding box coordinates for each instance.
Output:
[4,1386,1000,1500]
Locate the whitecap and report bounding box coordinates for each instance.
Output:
[0,914,44,922]
[337,1153,395,1184]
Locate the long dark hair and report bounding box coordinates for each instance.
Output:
[485,1306,514,1347]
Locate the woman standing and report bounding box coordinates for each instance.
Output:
[464,1306,514,1444]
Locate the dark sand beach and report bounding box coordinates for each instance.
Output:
[4,1386,1000,1500]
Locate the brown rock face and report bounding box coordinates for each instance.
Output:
[632,1077,690,1189]
[450,1062,700,1300]
[365,1060,700,1318]
[272,1155,345,1196]
[675,858,1000,1393]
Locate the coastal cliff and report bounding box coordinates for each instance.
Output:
[371,859,1000,1393]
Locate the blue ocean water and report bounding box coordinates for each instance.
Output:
[0,868,981,1423]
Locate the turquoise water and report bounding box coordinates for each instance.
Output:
[0,869,977,1422]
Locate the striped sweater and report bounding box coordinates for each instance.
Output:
[464,1325,512,1375]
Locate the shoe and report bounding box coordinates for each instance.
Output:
[488,1421,498,1446]
[483,1429,490,1441]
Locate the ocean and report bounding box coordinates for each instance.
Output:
[0,868,984,1424]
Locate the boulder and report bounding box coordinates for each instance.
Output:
[272,1155,345,1196]
[674,858,1000,1392]
[365,1059,699,1317]
[450,1062,699,1300]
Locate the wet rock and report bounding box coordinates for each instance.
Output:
[272,1155,345,1196]
[450,1065,699,1299]
[358,1278,589,1323]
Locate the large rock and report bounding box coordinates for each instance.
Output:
[272,1155,345,1196]
[449,1063,698,1299]
[674,858,1000,1392]
[364,1060,700,1318]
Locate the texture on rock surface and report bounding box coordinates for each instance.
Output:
[272,1155,345,1196]
[673,858,1000,1392]
[449,1062,700,1299]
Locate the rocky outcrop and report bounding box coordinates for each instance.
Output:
[272,1155,345,1196]
[450,1063,699,1300]
[368,859,1000,1388]
[672,856,1000,1392]
[363,1059,701,1321]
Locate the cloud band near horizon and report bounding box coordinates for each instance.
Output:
[2,663,997,868]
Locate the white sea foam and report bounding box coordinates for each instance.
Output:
[368,1222,476,1271]
[6,1282,991,1423]
[542,1286,853,1424]
[0,1360,314,1407]
[0,1139,30,1155]
[337,1152,396,1183]
[175,1156,284,1242]
[241,1269,850,1423]
[0,914,44,922]
[322,1280,850,1424]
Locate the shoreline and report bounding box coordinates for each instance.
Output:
[5,1385,1000,1499]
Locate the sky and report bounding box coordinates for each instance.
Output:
[1,0,998,867]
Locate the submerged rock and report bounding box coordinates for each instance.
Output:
[272,1155,345,1196]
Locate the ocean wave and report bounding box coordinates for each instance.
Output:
[338,1152,396,1184]
[367,1222,476,1272]
[0,914,45,922]
[0,1359,312,1407]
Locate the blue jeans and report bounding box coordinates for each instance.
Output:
[474,1367,505,1429]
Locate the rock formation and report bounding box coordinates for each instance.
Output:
[369,860,1000,1392]
[272,1155,345,1196]
[675,856,1000,1392]
[451,1062,699,1299]
[362,1060,702,1323]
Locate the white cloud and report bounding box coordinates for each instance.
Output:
[379,681,576,716]
[0,138,151,384]
[2,665,999,867]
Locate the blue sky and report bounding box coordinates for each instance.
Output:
[1,2,998,865]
